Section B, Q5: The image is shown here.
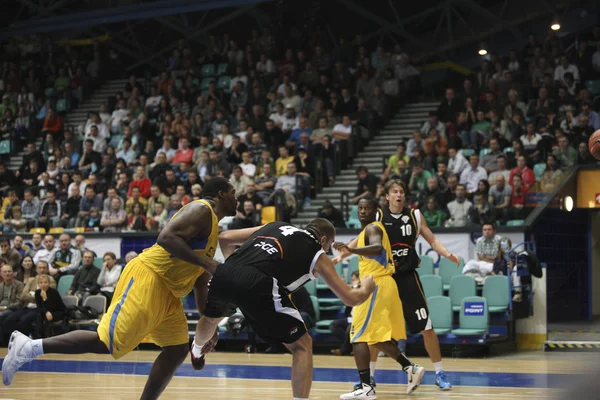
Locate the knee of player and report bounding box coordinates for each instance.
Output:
[288,332,312,353]
[165,343,189,361]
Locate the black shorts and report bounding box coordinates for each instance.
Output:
[203,263,307,344]
[393,270,432,334]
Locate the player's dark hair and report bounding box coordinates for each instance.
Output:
[305,218,335,241]
[358,195,379,210]
[201,177,231,199]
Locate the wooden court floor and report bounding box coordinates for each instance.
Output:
[1,349,590,399]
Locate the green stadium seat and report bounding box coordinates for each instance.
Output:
[310,296,334,334]
[479,148,491,159]
[0,140,10,155]
[427,296,452,335]
[585,80,600,96]
[449,275,477,311]
[483,275,510,312]
[317,262,343,290]
[533,163,546,180]
[460,149,475,158]
[451,296,488,336]
[93,257,104,269]
[56,98,69,113]
[506,219,525,226]
[417,254,434,276]
[44,87,56,97]
[503,147,514,154]
[346,257,359,283]
[192,78,200,87]
[217,76,232,93]
[217,63,228,76]
[439,257,463,291]
[346,205,360,229]
[175,78,183,90]
[57,275,74,297]
[420,275,443,299]
[201,64,216,77]
[200,77,212,91]
[305,279,317,296]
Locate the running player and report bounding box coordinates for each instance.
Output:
[335,196,425,399]
[190,219,376,400]
[2,177,240,400]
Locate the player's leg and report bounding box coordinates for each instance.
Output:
[401,271,452,390]
[283,332,313,399]
[140,343,188,400]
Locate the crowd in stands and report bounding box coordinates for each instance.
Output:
[338,29,600,229]
[0,233,135,342]
[0,30,417,233]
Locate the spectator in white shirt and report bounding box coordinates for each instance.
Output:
[96,251,122,305]
[145,86,163,110]
[108,100,129,134]
[281,105,300,133]
[239,151,257,177]
[448,147,468,175]
[156,137,177,164]
[85,125,107,154]
[420,111,446,138]
[488,155,511,185]
[332,115,353,141]
[67,171,87,198]
[277,75,297,96]
[115,137,136,166]
[554,55,580,84]
[33,235,56,266]
[230,66,248,92]
[445,184,472,227]
[460,154,488,193]
[84,113,109,140]
[281,85,302,113]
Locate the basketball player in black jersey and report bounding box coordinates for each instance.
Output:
[382,178,459,390]
[335,179,459,391]
[190,219,376,400]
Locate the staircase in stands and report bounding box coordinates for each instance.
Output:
[6,79,128,171]
[292,101,439,227]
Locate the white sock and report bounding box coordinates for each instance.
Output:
[293,398,308,400]
[191,340,203,358]
[433,361,443,373]
[369,361,376,377]
[31,339,44,357]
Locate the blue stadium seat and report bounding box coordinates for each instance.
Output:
[417,254,434,276]
[503,147,514,154]
[451,296,488,336]
[311,295,334,334]
[57,275,74,297]
[305,279,317,296]
[200,77,212,91]
[479,148,491,159]
[317,262,343,290]
[427,296,452,335]
[449,275,477,311]
[217,63,228,76]
[460,149,475,158]
[93,257,103,269]
[506,219,525,226]
[586,80,600,96]
[483,275,510,312]
[217,76,232,93]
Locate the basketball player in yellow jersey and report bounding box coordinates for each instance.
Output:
[334,197,425,399]
[2,177,240,400]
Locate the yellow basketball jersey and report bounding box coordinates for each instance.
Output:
[137,199,219,297]
[357,221,395,278]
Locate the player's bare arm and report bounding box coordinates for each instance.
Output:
[313,253,375,306]
[156,202,221,275]
[333,224,384,257]
[419,213,460,267]
[332,236,359,263]
[219,225,264,259]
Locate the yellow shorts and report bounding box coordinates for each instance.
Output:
[349,275,406,345]
[97,258,190,359]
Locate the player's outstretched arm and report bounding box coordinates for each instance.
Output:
[219,225,264,259]
[314,253,375,306]
[333,225,384,257]
[157,202,221,275]
[331,236,358,264]
[419,213,460,267]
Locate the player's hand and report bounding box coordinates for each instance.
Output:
[331,254,345,264]
[46,311,53,321]
[447,253,460,268]
[360,274,376,295]
[201,328,219,355]
[333,242,351,255]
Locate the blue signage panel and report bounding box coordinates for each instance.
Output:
[464,302,485,316]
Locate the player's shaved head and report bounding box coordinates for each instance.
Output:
[202,177,232,198]
[305,218,335,241]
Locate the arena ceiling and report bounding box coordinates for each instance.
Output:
[0,0,591,70]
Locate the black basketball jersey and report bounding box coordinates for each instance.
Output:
[226,221,325,293]
[381,206,421,274]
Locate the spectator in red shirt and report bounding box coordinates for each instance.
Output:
[127,166,151,198]
[509,155,535,187]
[510,173,529,219]
[41,108,63,138]
[172,138,193,166]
